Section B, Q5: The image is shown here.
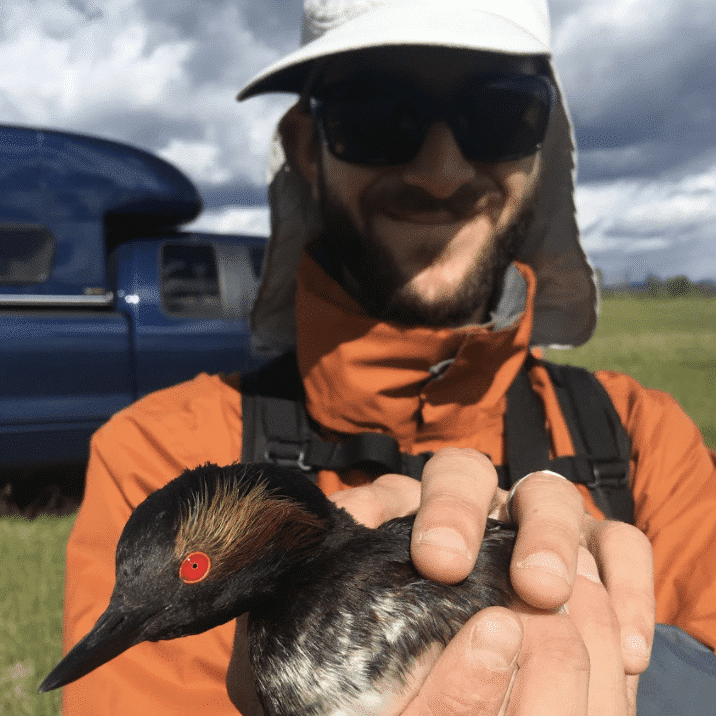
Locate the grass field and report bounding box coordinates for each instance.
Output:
[1,295,714,716]
[0,515,73,716]
[545,295,716,450]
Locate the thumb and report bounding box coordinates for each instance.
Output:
[404,608,521,715]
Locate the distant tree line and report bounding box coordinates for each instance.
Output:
[594,269,716,298]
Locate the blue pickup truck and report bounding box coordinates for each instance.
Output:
[0,125,268,492]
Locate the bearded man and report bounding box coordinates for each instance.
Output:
[61,2,715,715]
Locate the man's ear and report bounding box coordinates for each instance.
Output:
[279,103,320,200]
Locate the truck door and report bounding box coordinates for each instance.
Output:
[0,224,133,466]
[113,236,267,398]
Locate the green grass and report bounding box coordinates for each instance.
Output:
[546,295,716,449]
[0,515,74,716]
[2,296,714,716]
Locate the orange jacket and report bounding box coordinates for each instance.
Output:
[62,255,716,715]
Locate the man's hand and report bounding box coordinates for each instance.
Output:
[331,447,655,714]
[228,447,655,715]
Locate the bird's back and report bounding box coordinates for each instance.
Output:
[248,515,516,716]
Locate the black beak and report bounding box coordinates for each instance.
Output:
[38,602,161,693]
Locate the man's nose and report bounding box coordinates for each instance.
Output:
[401,121,477,198]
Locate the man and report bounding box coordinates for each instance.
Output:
[61,1,715,715]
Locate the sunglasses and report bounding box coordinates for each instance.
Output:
[310,73,555,166]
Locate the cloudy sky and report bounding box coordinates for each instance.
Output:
[1,0,715,282]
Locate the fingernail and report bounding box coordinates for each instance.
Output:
[416,527,471,558]
[515,551,569,582]
[622,632,650,660]
[470,614,521,670]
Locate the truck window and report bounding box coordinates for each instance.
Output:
[161,243,222,318]
[0,223,55,284]
[248,246,264,278]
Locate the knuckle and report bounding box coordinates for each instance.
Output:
[516,513,582,556]
[510,472,584,519]
[596,518,633,539]
[332,475,423,527]
[589,519,654,566]
[542,627,591,674]
[431,446,493,466]
[373,472,420,493]
[373,473,421,515]
[424,449,498,494]
[425,690,502,716]
[424,491,483,516]
[330,486,382,527]
[522,614,590,674]
[593,518,645,545]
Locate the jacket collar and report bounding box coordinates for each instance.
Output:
[296,252,536,449]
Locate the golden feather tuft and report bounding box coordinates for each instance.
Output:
[174,467,328,580]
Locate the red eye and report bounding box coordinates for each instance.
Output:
[180,551,211,583]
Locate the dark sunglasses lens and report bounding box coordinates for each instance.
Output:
[314,75,553,166]
[457,76,553,161]
[317,94,425,165]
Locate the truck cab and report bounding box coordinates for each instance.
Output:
[0,125,267,471]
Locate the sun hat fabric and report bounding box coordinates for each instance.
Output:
[238,0,598,350]
[239,0,551,100]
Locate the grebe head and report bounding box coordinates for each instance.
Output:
[39,463,333,693]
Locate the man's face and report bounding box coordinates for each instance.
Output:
[295,48,544,326]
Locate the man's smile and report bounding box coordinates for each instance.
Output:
[372,182,504,232]
[381,207,466,226]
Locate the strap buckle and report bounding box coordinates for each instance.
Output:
[264,441,313,473]
[585,458,631,490]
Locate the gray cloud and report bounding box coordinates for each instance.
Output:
[137,0,301,86]
[239,0,303,49]
[66,0,104,22]
[197,180,268,210]
[79,111,205,152]
[554,0,716,182]
[589,225,716,283]
[1,0,714,280]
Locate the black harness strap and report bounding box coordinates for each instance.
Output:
[499,358,633,522]
[240,352,308,469]
[501,363,551,486]
[543,362,634,523]
[241,352,634,523]
[240,352,432,480]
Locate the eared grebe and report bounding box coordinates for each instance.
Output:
[40,462,516,715]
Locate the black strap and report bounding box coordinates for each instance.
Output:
[543,361,634,523]
[240,351,309,469]
[501,363,551,485]
[240,352,432,481]
[498,358,633,521]
[241,353,634,523]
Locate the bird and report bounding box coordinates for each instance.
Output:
[39,462,516,715]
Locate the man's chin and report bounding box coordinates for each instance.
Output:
[318,179,536,328]
[401,263,474,303]
[377,284,487,328]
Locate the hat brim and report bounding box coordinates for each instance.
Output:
[238,5,549,100]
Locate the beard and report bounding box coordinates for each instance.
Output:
[315,179,537,328]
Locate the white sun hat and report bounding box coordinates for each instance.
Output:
[239,0,551,100]
[239,0,598,350]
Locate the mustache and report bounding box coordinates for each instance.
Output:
[376,183,490,219]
